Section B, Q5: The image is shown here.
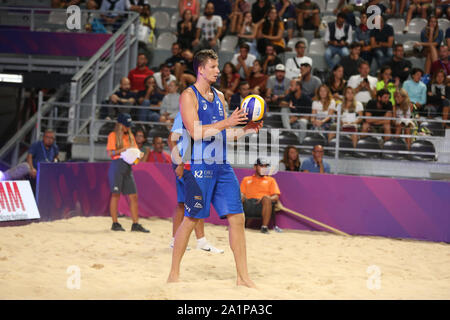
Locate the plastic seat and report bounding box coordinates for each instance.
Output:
[381,138,408,160]
[148,0,161,7]
[156,32,177,50]
[161,0,178,9]
[220,35,238,52]
[409,140,436,161]
[308,39,325,55]
[279,131,300,146]
[403,40,416,56]
[420,120,445,136]
[315,0,326,12]
[148,124,170,139]
[153,11,170,30]
[151,48,171,68]
[327,135,354,157]
[325,0,339,13]
[263,113,283,128]
[321,15,336,26]
[170,12,180,30]
[354,137,381,159]
[301,133,327,154]
[409,18,427,34]
[386,18,405,34]
[438,18,450,32]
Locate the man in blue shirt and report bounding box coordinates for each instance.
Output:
[301,144,331,173]
[27,129,59,179]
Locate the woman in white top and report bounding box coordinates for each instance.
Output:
[394,88,415,150]
[311,84,336,136]
[330,86,364,148]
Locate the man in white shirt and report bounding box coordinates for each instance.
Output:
[231,43,256,80]
[285,40,313,80]
[324,12,352,70]
[153,63,177,94]
[347,60,377,104]
[192,2,223,52]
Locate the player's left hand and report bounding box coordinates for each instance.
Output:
[244,120,263,134]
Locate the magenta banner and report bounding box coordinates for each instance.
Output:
[32,162,450,242]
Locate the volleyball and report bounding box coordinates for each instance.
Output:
[240,94,266,122]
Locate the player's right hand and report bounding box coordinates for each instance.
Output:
[227,108,249,127]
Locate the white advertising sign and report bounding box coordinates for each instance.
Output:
[0,181,40,221]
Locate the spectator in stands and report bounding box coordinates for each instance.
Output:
[165,43,184,73]
[300,144,330,173]
[230,81,251,110]
[369,0,395,15]
[376,65,399,106]
[347,60,377,104]
[275,0,297,41]
[403,0,433,34]
[99,0,129,32]
[369,15,394,69]
[176,48,197,89]
[446,27,450,48]
[435,0,450,18]
[388,44,413,84]
[237,11,259,58]
[266,64,290,106]
[327,64,347,102]
[85,0,108,34]
[415,15,443,75]
[240,158,281,234]
[109,77,137,117]
[51,0,81,8]
[426,69,450,124]
[27,129,59,181]
[339,42,363,81]
[394,89,415,149]
[154,63,177,95]
[192,2,223,52]
[128,53,154,93]
[403,68,427,116]
[177,9,197,50]
[139,4,156,46]
[261,44,283,75]
[128,0,151,14]
[354,12,372,65]
[285,40,313,80]
[208,0,232,31]
[299,61,322,99]
[256,6,286,56]
[431,45,450,80]
[229,0,251,34]
[324,12,352,70]
[137,75,163,123]
[134,127,150,162]
[248,59,268,96]
[330,86,364,148]
[231,43,257,80]
[311,84,337,133]
[361,88,393,141]
[147,136,172,163]
[279,146,301,171]
[179,0,201,22]
[160,80,181,124]
[251,0,271,24]
[296,0,321,38]
[280,79,312,142]
[219,62,241,102]
[333,0,370,18]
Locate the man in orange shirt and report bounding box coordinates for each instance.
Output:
[146,136,171,163]
[240,158,281,234]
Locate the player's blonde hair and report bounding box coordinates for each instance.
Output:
[114,122,135,150]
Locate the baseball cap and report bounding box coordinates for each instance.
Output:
[275,64,286,72]
[117,113,132,127]
[255,158,270,166]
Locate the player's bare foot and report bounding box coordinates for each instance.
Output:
[237,277,257,289]
[167,273,180,283]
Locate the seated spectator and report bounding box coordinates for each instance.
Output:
[230,81,251,110]
[177,10,197,50]
[403,68,427,117]
[279,145,301,171]
[333,0,370,17]
[347,60,377,105]
[100,0,129,32]
[339,42,364,81]
[435,0,450,19]
[208,0,232,31]
[326,64,346,103]
[137,75,163,123]
[248,59,268,96]
[446,26,450,48]
[139,4,156,47]
[369,0,395,15]
[147,136,172,163]
[361,88,393,141]
[376,65,399,106]
[237,11,259,58]
[285,40,313,80]
[159,80,181,124]
[280,79,312,142]
[165,42,184,73]
[354,12,372,65]
[134,127,150,162]
[403,0,433,34]
[394,89,416,149]
[414,15,443,75]
[261,44,283,75]
[229,0,251,34]
[154,64,177,95]
[192,2,223,52]
[299,61,322,99]
[176,48,197,89]
[388,44,413,84]
[128,0,151,14]
[330,86,364,148]
[324,12,352,70]
[369,15,394,69]
[219,62,241,103]
[51,0,81,8]
[251,0,271,24]
[275,0,297,41]
[128,53,154,93]
[179,0,201,22]
[240,158,281,234]
[296,0,321,38]
[426,69,450,123]
[27,129,59,181]
[431,45,450,79]
[300,144,330,173]
[311,84,337,133]
[256,6,285,56]
[231,43,257,80]
[108,77,136,118]
[266,64,290,106]
[85,0,108,34]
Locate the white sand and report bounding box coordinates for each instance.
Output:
[0,216,449,300]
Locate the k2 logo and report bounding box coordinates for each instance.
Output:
[66,5,81,30]
[194,170,203,178]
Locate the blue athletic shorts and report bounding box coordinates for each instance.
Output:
[183,163,244,219]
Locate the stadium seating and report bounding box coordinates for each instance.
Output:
[148,0,161,7]
[220,35,238,53]
[408,18,427,34]
[148,124,170,139]
[301,133,327,154]
[382,138,408,160]
[325,0,339,14]
[170,12,180,30]
[403,40,416,56]
[156,32,177,50]
[420,121,444,137]
[327,135,354,157]
[387,18,405,35]
[153,11,170,30]
[438,18,450,32]
[279,131,300,147]
[409,140,436,161]
[161,0,178,9]
[354,137,381,159]
[262,113,283,129]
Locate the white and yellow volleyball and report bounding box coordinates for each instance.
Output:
[240,94,266,122]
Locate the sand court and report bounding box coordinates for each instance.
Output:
[0,216,449,300]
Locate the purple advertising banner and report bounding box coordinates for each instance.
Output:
[0,30,112,57]
[30,162,450,243]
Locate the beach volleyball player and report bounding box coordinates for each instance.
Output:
[167,49,262,288]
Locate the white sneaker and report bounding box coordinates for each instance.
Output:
[169,238,190,250]
[274,225,283,233]
[403,26,409,34]
[197,240,224,253]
